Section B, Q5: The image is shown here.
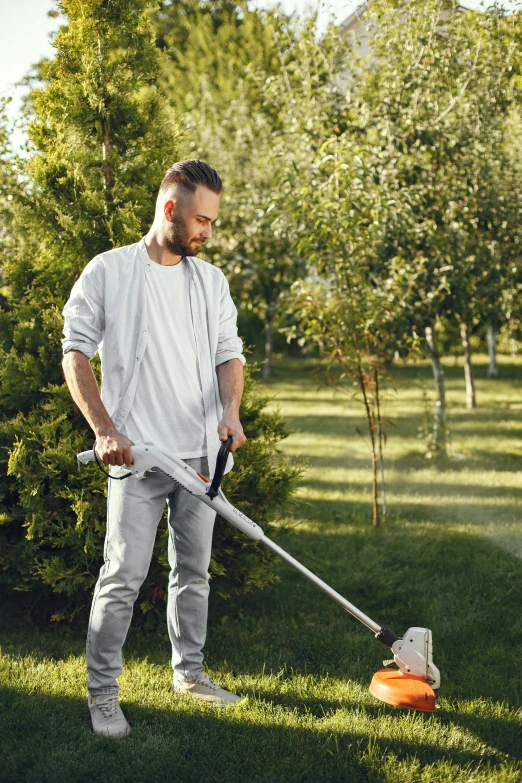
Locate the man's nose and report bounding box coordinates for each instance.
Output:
[202,224,212,239]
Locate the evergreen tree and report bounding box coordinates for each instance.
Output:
[0,97,16,228]
[0,0,302,623]
[0,0,179,618]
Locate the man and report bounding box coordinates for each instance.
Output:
[61,160,247,739]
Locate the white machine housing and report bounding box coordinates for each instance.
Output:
[390,627,441,688]
[77,443,265,540]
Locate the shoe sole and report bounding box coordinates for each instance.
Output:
[171,684,241,706]
[93,725,131,738]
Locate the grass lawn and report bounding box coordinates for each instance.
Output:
[1,354,521,782]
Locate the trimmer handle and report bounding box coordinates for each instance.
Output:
[77,449,95,464]
[207,435,233,500]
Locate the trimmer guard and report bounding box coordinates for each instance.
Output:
[370,669,437,712]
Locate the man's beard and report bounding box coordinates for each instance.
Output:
[164,211,203,257]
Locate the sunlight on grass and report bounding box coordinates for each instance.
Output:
[1,355,521,782]
[263,354,522,561]
[1,647,519,778]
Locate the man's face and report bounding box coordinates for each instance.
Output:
[164,184,219,257]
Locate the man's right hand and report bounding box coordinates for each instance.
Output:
[95,432,135,466]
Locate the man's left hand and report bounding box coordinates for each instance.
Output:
[217,411,247,453]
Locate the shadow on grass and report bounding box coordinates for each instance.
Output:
[281,498,521,532]
[204,525,522,706]
[0,685,516,783]
[262,354,522,385]
[1,523,521,780]
[297,449,522,472]
[277,413,522,476]
[298,479,522,510]
[245,686,522,761]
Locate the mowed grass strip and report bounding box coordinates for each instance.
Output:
[1,355,521,783]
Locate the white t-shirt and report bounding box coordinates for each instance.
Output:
[122,257,207,457]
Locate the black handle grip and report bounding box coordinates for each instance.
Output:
[207,435,233,500]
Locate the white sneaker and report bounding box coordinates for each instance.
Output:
[88,693,131,738]
[172,673,242,706]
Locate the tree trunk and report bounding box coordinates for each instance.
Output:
[487,323,499,379]
[98,36,113,200]
[358,361,379,526]
[371,453,379,527]
[425,325,447,457]
[374,366,387,520]
[102,123,113,199]
[459,318,476,409]
[262,316,273,380]
[509,320,518,356]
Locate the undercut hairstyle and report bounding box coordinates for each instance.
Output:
[159,159,222,200]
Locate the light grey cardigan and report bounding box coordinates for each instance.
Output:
[61,237,246,476]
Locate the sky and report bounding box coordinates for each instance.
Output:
[1,0,519,147]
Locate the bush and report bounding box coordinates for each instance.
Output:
[0,353,302,626]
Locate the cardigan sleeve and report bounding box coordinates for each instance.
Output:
[61,256,105,360]
[214,273,246,368]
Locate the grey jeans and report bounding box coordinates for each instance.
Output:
[86,456,216,696]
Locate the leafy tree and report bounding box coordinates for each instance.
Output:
[248,16,401,523]
[188,87,305,379]
[0,0,301,623]
[155,1,307,377]
[155,0,281,116]
[266,0,519,526]
[357,0,519,417]
[499,107,522,366]
[445,126,522,399]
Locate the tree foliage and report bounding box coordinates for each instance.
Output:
[270,0,521,469]
[154,1,308,376]
[355,0,520,412]
[0,0,302,623]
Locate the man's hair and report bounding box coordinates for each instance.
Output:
[159,159,222,199]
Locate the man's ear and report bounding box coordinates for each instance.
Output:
[163,199,177,222]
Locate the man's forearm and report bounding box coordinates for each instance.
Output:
[62,350,117,437]
[215,358,246,451]
[215,358,244,413]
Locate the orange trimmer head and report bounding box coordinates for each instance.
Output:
[369,669,437,712]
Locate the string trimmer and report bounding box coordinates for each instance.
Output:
[77,437,441,712]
